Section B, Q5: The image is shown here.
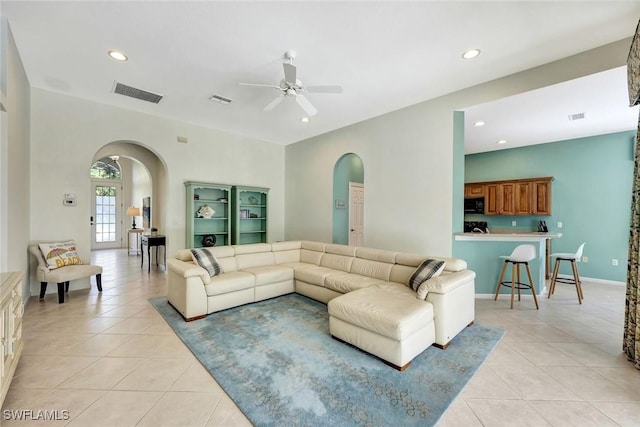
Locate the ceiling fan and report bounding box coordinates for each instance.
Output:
[239,50,343,117]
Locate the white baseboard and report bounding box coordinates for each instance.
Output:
[475,276,625,299]
[555,274,625,286]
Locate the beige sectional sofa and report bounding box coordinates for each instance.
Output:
[167,241,475,370]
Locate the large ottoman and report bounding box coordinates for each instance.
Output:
[327,284,435,370]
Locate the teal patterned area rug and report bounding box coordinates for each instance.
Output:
[149,293,504,426]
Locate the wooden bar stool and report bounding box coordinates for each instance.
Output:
[494,244,539,310]
[548,243,586,304]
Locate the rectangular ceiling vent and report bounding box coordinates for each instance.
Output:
[568,112,586,121]
[112,82,163,104]
[209,94,232,105]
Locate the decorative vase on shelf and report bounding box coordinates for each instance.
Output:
[197,205,215,218]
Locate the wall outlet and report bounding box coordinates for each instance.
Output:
[612,259,619,266]
[557,221,563,228]
[582,256,588,263]
[511,220,517,227]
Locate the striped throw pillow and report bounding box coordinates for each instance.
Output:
[407,259,445,292]
[190,248,224,277]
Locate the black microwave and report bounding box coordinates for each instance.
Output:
[464,197,485,214]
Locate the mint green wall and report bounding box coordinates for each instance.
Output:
[464,130,635,285]
[332,153,364,244]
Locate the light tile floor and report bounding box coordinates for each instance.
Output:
[3,249,639,426]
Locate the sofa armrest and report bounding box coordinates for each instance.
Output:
[167,258,211,285]
[425,269,476,294]
[167,259,210,320]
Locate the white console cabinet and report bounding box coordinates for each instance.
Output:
[0,271,24,407]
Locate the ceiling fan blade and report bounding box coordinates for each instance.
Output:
[239,82,282,90]
[295,94,318,117]
[305,85,343,94]
[283,63,297,85]
[264,94,285,112]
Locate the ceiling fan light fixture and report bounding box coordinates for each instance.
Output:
[462,48,481,59]
[108,50,128,61]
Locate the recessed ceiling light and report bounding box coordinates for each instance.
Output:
[108,50,128,61]
[474,120,486,127]
[301,117,309,123]
[462,49,481,59]
[497,139,507,145]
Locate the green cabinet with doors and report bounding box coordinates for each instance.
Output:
[231,186,269,245]
[185,181,232,248]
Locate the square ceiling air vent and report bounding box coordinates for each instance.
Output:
[568,112,586,121]
[112,82,163,104]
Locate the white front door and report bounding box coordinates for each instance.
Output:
[348,182,364,246]
[91,182,122,249]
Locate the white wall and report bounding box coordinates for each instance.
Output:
[285,38,632,255]
[29,88,285,295]
[1,19,31,300]
[131,159,152,227]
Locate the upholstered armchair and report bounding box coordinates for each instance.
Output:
[29,242,102,303]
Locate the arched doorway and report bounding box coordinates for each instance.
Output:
[332,153,364,245]
[90,141,167,252]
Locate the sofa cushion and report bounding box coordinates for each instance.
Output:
[355,247,397,263]
[206,246,236,258]
[407,259,445,292]
[243,265,294,287]
[319,253,353,272]
[271,241,302,251]
[295,266,344,286]
[236,252,275,270]
[279,261,316,271]
[204,271,255,296]
[190,248,224,277]
[38,241,82,270]
[328,284,434,341]
[350,258,392,281]
[325,244,357,256]
[324,273,386,294]
[389,264,416,285]
[300,249,323,265]
[301,241,326,252]
[234,243,272,255]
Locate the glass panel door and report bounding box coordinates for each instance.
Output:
[91,183,121,249]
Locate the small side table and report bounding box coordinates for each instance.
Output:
[128,229,143,255]
[141,234,166,273]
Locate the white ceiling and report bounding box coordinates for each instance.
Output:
[3,1,640,149]
[464,66,639,154]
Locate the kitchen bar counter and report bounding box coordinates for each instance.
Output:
[454,231,562,241]
[454,231,563,296]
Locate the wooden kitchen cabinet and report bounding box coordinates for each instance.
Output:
[532,179,552,215]
[514,181,534,215]
[514,179,552,215]
[485,182,515,215]
[469,177,552,216]
[464,183,485,198]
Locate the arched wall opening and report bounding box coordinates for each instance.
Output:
[332,153,364,245]
[92,141,168,250]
